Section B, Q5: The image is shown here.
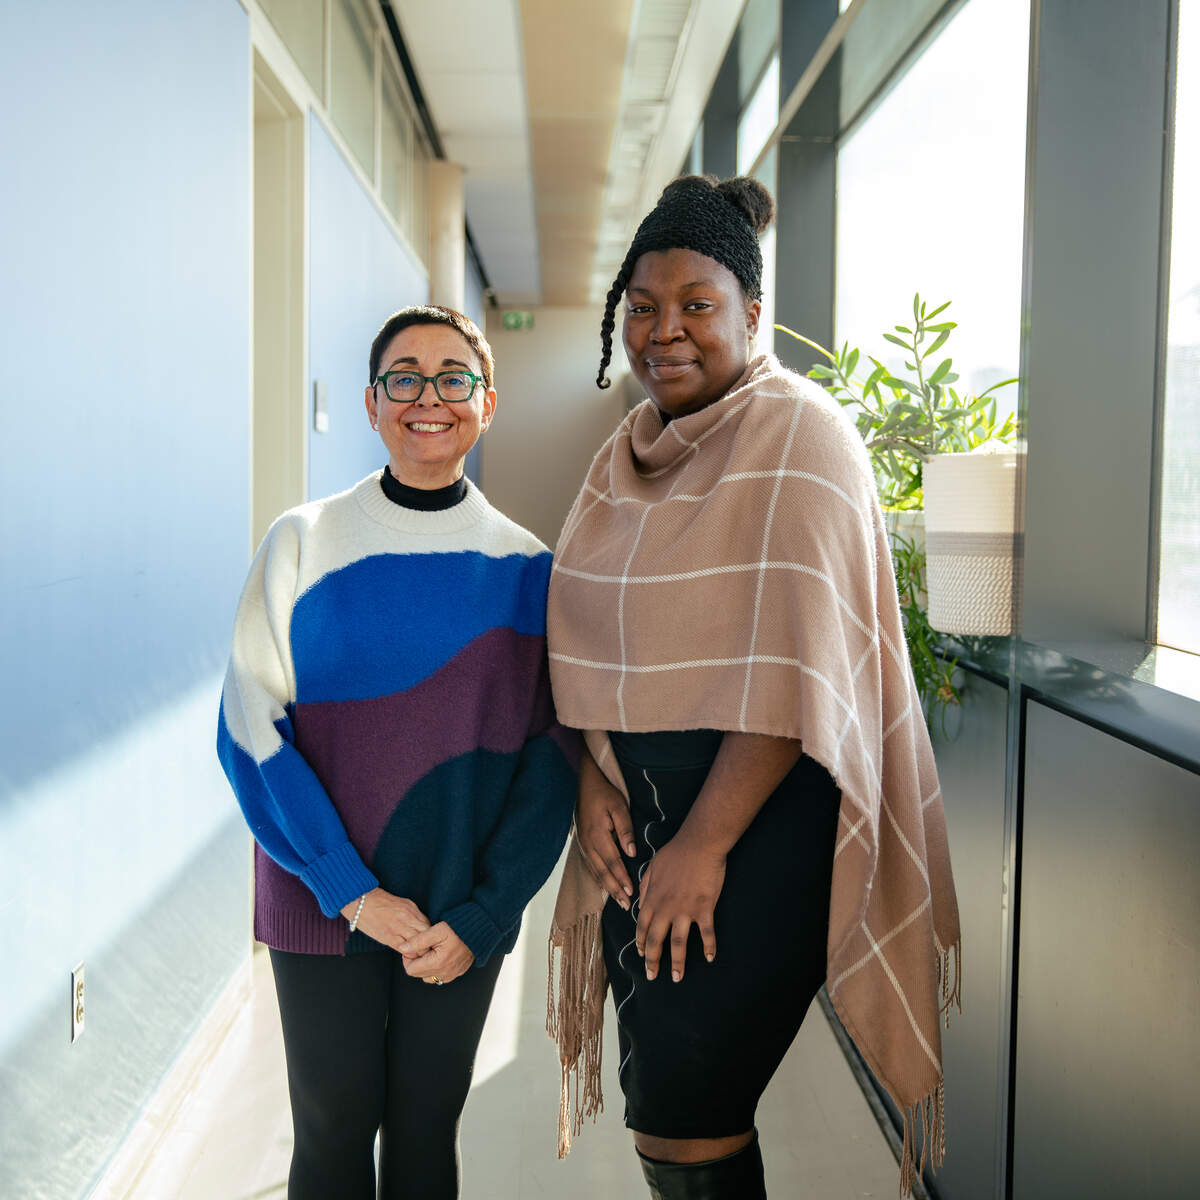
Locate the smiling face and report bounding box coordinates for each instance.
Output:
[621,248,761,419]
[364,323,496,488]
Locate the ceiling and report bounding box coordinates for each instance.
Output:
[393,0,744,308]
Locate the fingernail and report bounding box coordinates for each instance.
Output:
[625,842,636,856]
[645,968,656,981]
[671,970,681,982]
[619,897,629,911]
[623,883,633,896]
[706,953,715,963]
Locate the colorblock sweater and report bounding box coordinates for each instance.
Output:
[217,470,578,961]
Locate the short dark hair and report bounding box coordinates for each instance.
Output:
[368,305,495,389]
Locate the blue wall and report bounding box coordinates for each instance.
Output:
[307,113,429,500]
[0,2,252,1195]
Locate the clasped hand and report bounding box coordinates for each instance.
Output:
[341,889,474,984]
[576,760,725,983]
[636,832,725,982]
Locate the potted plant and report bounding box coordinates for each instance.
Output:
[776,295,1019,729]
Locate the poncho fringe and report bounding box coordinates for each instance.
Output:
[545,354,962,1196]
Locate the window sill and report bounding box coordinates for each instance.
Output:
[942,635,1200,774]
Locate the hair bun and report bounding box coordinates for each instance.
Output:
[716,176,775,235]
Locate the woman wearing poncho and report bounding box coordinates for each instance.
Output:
[545,175,960,1199]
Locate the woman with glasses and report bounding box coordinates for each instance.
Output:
[218,305,576,1200]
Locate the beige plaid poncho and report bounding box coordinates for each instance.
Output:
[545,353,960,1193]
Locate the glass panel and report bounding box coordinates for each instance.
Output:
[737,53,779,176]
[330,0,376,176]
[381,61,412,229]
[737,0,780,106]
[410,131,431,267]
[754,145,778,354]
[259,0,324,94]
[835,0,1030,412]
[1157,0,1200,655]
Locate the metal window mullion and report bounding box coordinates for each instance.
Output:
[1146,0,1182,645]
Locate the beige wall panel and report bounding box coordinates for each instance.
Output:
[482,307,629,547]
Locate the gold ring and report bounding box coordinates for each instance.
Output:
[430,975,443,985]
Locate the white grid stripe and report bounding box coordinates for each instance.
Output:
[557,465,869,524]
[742,404,803,727]
[613,454,696,728]
[882,797,930,888]
[552,561,878,647]
[853,917,940,1071]
[551,651,863,728]
[836,811,869,856]
[639,394,756,479]
[829,898,931,994]
[615,505,656,728]
[882,700,913,743]
[832,638,878,774]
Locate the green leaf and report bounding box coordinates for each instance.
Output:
[927,328,952,356]
[845,347,860,376]
[925,321,957,333]
[978,376,1019,396]
[895,325,913,334]
[928,357,953,384]
[808,364,836,378]
[883,333,911,350]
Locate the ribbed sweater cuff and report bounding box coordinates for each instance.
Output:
[300,843,379,918]
[442,901,504,965]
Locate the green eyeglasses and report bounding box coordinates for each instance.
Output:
[374,369,484,404]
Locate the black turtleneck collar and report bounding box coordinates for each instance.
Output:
[380,465,468,512]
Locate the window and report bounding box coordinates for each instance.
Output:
[1157,0,1200,655]
[835,0,1030,409]
[258,0,324,94]
[381,61,414,230]
[737,0,780,106]
[331,0,377,177]
[737,53,779,176]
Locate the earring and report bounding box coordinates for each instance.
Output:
[371,421,378,430]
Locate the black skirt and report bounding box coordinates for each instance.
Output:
[601,730,840,1138]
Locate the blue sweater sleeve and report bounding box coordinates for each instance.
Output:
[216,520,378,917]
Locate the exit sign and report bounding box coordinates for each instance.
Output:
[501,310,535,331]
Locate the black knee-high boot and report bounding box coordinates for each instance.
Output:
[637,1131,767,1199]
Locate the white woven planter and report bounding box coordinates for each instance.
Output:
[923,449,1023,635]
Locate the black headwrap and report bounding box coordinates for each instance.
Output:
[597,174,773,388]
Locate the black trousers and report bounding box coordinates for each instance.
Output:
[269,947,502,1200]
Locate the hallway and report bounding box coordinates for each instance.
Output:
[94,868,902,1200]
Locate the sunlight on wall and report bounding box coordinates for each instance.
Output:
[0,674,236,1056]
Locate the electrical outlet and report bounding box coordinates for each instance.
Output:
[71,963,85,1043]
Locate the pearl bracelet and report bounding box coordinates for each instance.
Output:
[348,893,367,932]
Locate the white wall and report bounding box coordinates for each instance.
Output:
[483,308,630,547]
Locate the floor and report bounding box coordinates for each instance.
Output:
[97,875,901,1199]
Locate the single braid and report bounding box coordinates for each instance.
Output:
[596,262,631,389]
